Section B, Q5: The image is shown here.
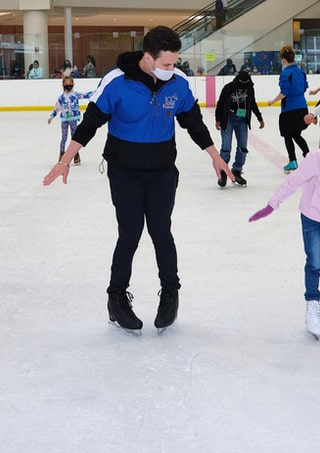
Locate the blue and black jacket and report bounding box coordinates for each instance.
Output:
[72,51,214,170]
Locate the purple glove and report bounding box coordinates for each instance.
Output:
[249,205,274,222]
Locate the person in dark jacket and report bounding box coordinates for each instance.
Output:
[215,70,265,187]
[218,58,237,76]
[215,0,224,29]
[43,25,234,333]
[181,61,194,76]
[10,62,24,79]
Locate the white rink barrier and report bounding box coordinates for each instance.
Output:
[0,75,320,110]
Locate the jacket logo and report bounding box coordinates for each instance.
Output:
[163,93,178,109]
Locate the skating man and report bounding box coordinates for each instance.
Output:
[43,25,234,332]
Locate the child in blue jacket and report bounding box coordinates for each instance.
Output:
[48,76,93,164]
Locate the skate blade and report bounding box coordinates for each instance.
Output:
[284,169,297,174]
[157,326,169,335]
[108,319,142,336]
[156,320,177,335]
[232,181,247,188]
[307,329,319,341]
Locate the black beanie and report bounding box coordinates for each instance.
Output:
[237,70,250,83]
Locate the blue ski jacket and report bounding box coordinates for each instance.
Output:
[72,51,214,170]
[279,64,308,112]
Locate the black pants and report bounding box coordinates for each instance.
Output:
[279,108,309,161]
[107,163,180,293]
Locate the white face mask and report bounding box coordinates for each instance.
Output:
[152,66,174,81]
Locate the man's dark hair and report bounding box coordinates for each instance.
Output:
[143,26,181,59]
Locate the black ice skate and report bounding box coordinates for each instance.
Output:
[73,153,81,165]
[232,169,247,187]
[217,170,227,188]
[154,289,179,331]
[107,291,143,331]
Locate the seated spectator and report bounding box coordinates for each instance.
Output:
[62,59,72,77]
[70,64,82,78]
[51,67,63,79]
[195,65,206,76]
[174,57,183,71]
[10,62,24,79]
[240,58,252,73]
[181,61,194,76]
[251,66,260,74]
[218,58,237,75]
[28,60,43,79]
[26,63,34,79]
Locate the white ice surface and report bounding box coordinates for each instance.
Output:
[1,107,320,453]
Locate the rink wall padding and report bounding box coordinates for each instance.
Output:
[0,76,319,111]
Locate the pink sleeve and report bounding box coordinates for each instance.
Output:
[268,152,319,209]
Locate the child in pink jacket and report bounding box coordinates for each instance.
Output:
[249,150,320,340]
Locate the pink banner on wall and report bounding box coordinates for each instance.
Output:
[205,76,216,107]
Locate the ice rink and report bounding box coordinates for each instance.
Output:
[1,105,320,452]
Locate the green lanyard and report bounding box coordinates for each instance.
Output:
[236,90,247,117]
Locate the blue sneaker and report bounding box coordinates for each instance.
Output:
[283,161,298,172]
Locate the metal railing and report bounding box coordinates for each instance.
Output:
[173,0,266,51]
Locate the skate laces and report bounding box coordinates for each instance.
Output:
[157,289,174,305]
[114,291,134,311]
[98,158,105,174]
[125,291,134,308]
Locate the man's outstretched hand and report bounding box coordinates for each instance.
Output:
[43,163,69,186]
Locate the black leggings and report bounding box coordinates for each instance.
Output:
[107,163,181,293]
[284,133,309,161]
[279,108,309,161]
